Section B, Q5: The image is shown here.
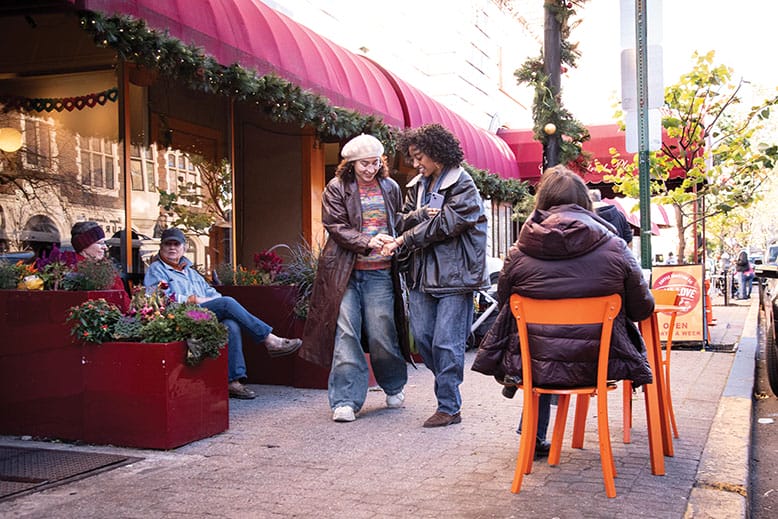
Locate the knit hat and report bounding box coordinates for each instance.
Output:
[71,221,105,253]
[160,227,186,244]
[341,134,384,162]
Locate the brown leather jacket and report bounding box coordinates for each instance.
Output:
[299,175,411,368]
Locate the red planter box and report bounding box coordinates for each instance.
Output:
[82,341,228,449]
[0,290,127,440]
[218,285,318,387]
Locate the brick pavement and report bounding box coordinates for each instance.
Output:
[0,298,756,518]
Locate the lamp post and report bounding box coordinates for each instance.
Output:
[542,2,561,169]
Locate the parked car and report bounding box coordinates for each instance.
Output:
[756,264,778,396]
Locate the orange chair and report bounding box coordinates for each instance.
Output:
[508,293,622,498]
[622,288,680,443]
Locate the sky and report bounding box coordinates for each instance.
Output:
[563,0,778,125]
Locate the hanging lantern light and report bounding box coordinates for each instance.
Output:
[0,127,23,152]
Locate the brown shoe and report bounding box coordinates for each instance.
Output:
[228,380,256,400]
[264,334,303,357]
[423,411,462,428]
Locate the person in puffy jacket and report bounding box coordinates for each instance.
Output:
[382,124,489,428]
[472,165,654,453]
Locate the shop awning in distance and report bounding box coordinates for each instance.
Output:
[497,123,688,185]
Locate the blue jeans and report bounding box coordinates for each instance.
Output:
[328,269,407,411]
[408,289,473,415]
[517,393,552,442]
[202,296,272,382]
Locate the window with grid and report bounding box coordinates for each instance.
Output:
[78,136,116,189]
[21,117,53,171]
[165,150,200,205]
[130,144,156,192]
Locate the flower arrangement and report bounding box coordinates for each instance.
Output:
[0,246,119,291]
[67,282,228,365]
[214,248,285,286]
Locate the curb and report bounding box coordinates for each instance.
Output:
[685,300,759,518]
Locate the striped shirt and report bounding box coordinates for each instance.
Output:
[355,180,391,271]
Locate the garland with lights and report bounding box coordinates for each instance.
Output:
[78,10,528,203]
[515,0,590,167]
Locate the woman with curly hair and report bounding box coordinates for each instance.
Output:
[382,124,489,427]
[300,134,411,423]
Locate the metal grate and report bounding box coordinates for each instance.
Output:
[0,446,140,502]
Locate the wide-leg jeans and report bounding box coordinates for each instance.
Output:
[408,289,473,415]
[202,296,273,382]
[328,269,407,412]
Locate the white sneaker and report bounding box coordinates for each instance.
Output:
[332,406,356,422]
[386,390,405,408]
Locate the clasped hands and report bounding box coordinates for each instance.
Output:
[368,233,402,257]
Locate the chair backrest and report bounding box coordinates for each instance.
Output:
[509,293,622,390]
[651,288,679,306]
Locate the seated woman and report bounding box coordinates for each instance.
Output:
[472,165,654,456]
[144,227,303,400]
[70,221,130,310]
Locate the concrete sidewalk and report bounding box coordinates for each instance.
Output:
[0,299,757,518]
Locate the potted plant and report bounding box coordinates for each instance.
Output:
[215,243,318,386]
[68,284,230,449]
[0,253,127,440]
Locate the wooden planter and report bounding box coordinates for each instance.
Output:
[82,341,228,449]
[0,289,127,440]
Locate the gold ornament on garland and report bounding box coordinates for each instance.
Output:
[543,123,557,135]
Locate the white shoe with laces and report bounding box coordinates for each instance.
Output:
[332,406,356,422]
[386,390,405,408]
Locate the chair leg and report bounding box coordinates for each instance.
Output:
[596,391,617,498]
[623,380,632,443]
[664,367,679,438]
[572,394,589,449]
[548,394,570,466]
[512,393,538,493]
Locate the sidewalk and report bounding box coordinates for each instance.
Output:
[0,298,757,518]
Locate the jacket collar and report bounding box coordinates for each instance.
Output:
[406,166,462,190]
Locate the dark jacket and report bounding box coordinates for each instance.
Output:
[395,166,489,295]
[472,204,654,388]
[735,251,750,273]
[299,175,411,368]
[595,203,633,244]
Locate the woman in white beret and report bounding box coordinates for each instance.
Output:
[300,134,411,423]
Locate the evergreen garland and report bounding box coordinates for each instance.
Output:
[78,10,528,203]
[514,0,590,167]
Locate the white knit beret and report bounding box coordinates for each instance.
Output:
[341,134,384,161]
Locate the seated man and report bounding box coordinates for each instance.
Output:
[144,228,302,399]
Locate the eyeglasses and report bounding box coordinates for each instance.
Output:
[356,158,381,170]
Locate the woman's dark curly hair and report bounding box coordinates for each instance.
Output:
[398,123,464,169]
[335,156,389,182]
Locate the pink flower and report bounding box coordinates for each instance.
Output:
[186,309,211,321]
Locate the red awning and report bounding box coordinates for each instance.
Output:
[497,124,688,184]
[369,62,519,179]
[72,0,406,128]
[71,0,520,179]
